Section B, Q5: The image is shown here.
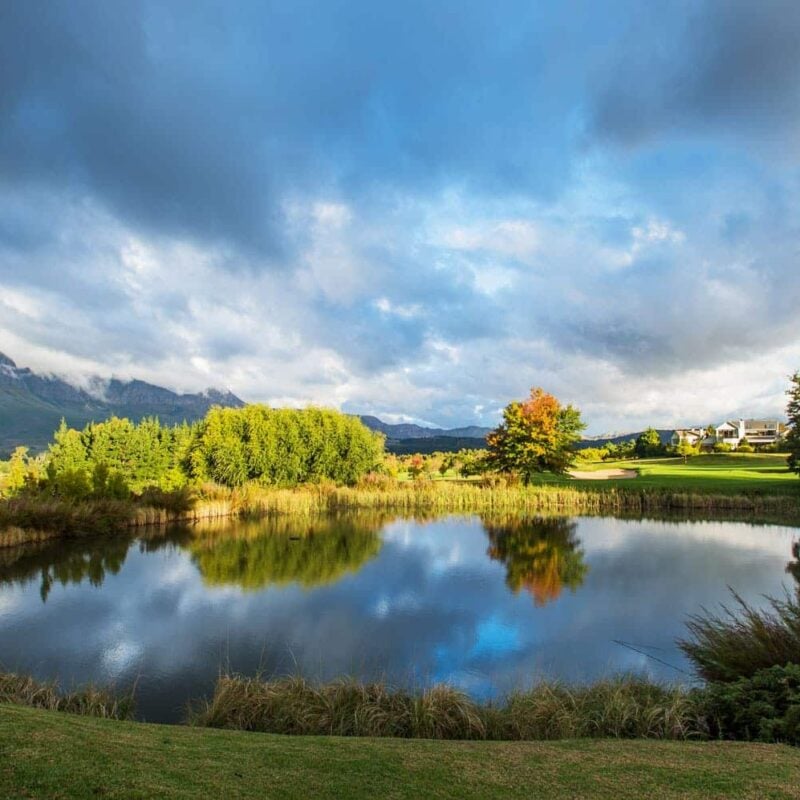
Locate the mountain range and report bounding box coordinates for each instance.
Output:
[356,415,491,441]
[0,352,244,454]
[0,352,665,456]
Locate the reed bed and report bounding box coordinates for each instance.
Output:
[190,674,706,741]
[0,496,133,545]
[2,478,799,548]
[185,481,800,519]
[0,671,134,720]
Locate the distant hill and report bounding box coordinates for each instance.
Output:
[386,436,488,455]
[357,415,491,455]
[573,429,674,450]
[0,352,244,454]
[358,415,491,440]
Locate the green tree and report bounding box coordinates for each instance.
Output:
[634,428,665,458]
[787,371,800,477]
[439,453,457,477]
[48,419,89,475]
[487,388,585,482]
[5,447,35,495]
[188,405,383,487]
[456,448,490,477]
[676,439,699,463]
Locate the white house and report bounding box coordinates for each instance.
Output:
[670,419,790,450]
[712,419,789,449]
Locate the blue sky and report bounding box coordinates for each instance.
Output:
[1,0,799,433]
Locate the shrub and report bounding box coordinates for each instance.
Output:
[737,441,755,453]
[189,406,384,486]
[91,463,130,500]
[679,591,800,683]
[713,442,733,453]
[355,472,398,491]
[479,473,521,489]
[702,664,800,744]
[137,485,195,514]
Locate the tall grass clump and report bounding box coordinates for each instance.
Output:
[495,678,704,740]
[0,496,133,542]
[679,591,800,683]
[190,676,486,739]
[0,671,134,720]
[190,674,705,740]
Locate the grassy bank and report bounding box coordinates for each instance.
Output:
[1,453,798,548]
[2,704,799,800]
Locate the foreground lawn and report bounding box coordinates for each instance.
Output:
[2,705,800,800]
[570,453,798,494]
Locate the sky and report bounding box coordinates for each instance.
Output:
[1,0,799,434]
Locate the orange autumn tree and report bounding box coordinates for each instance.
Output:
[487,388,585,483]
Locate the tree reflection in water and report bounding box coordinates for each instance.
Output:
[483,515,588,606]
[0,529,184,602]
[188,514,385,590]
[787,540,800,594]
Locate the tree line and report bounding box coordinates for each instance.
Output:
[1,406,384,500]
[2,374,799,501]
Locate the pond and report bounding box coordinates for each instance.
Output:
[0,513,797,723]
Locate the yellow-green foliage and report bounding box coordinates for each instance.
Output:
[47,416,192,494]
[188,405,384,486]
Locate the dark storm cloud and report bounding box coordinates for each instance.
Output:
[0,0,601,261]
[589,0,800,148]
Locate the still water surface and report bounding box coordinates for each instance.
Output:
[0,513,797,722]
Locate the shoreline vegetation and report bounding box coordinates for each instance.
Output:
[2,476,800,549]
[0,399,797,547]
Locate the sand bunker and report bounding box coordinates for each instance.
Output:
[569,468,638,480]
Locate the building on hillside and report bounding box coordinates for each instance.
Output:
[671,419,790,451]
[714,419,789,448]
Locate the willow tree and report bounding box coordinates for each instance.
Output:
[487,388,585,482]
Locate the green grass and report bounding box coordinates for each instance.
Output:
[2,704,800,800]
[571,454,798,494]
